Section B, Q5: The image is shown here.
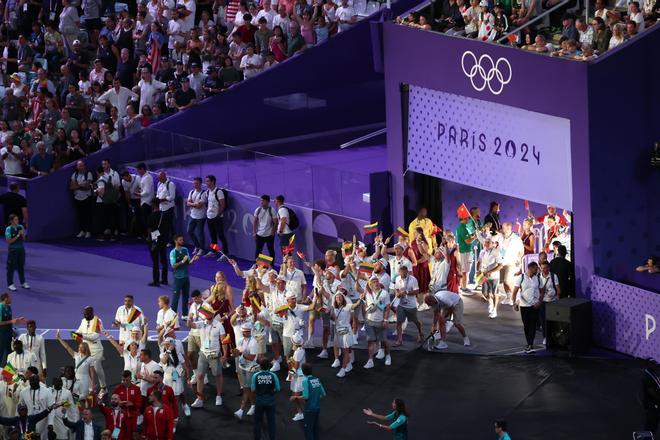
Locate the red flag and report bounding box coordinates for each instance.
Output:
[147,34,160,75]
[515,218,522,235]
[524,200,530,211]
[456,203,470,220]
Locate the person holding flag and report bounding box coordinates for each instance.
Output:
[113,295,146,345]
[74,306,107,392]
[189,304,225,409]
[280,255,307,302]
[55,330,98,402]
[408,207,437,248]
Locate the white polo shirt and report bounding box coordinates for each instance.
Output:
[365,288,390,322]
[187,188,208,220]
[433,290,461,308]
[479,247,503,280]
[514,273,541,307]
[206,187,224,219]
[1,145,23,175]
[284,268,306,301]
[540,272,560,302]
[254,205,276,237]
[394,274,419,309]
[121,174,141,200]
[156,179,176,211]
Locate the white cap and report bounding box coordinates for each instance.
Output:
[276,275,286,282]
[73,39,81,45]
[326,267,338,277]
[378,258,388,268]
[479,0,488,6]
[286,291,297,300]
[394,243,406,250]
[240,322,253,331]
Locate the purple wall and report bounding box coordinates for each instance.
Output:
[382,24,593,293]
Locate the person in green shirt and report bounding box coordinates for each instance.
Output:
[291,363,326,440]
[250,358,281,440]
[495,419,512,439]
[5,214,29,291]
[455,216,477,293]
[169,234,198,317]
[363,398,409,439]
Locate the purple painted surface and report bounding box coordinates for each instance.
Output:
[591,275,660,360]
[382,24,593,294]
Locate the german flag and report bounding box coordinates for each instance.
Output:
[396,227,409,237]
[198,302,215,320]
[2,363,16,382]
[256,254,274,268]
[71,331,83,342]
[274,304,289,317]
[363,222,379,234]
[127,308,142,324]
[359,262,375,274]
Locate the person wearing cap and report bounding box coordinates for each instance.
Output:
[105,328,146,384]
[202,66,222,97]
[281,292,312,361]
[424,291,470,349]
[157,332,191,417]
[251,357,280,439]
[186,290,206,380]
[288,332,306,421]
[173,76,196,111]
[233,321,258,420]
[266,277,288,372]
[358,276,392,369]
[190,305,225,408]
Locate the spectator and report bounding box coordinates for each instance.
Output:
[560,13,578,41]
[336,0,357,32]
[29,141,54,176]
[155,170,176,245]
[609,22,626,48]
[173,77,196,111]
[628,1,645,32]
[495,419,512,440]
[70,160,94,239]
[1,140,24,177]
[240,44,264,80]
[591,17,611,53]
[575,16,594,46]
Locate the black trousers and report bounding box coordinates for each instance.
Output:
[255,235,275,260]
[150,245,168,284]
[159,208,175,244]
[645,407,659,434]
[208,216,229,254]
[254,403,276,440]
[520,306,539,347]
[6,248,25,286]
[74,197,93,233]
[138,203,151,237]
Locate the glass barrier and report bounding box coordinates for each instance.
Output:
[137,128,370,220]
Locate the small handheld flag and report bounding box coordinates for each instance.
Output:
[456,203,470,220]
[256,254,274,268]
[274,304,290,317]
[89,316,102,333]
[359,262,375,274]
[515,218,522,235]
[430,224,442,236]
[296,250,306,260]
[524,200,530,211]
[396,227,409,238]
[289,234,295,245]
[198,303,215,320]
[363,222,379,234]
[250,295,263,313]
[210,243,220,252]
[2,363,16,382]
[475,273,486,286]
[71,331,83,342]
[127,309,142,324]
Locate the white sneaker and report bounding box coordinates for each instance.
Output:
[375,349,385,359]
[247,405,255,416]
[7,285,16,291]
[384,355,391,366]
[331,359,341,368]
[434,341,449,350]
[336,368,346,378]
[190,376,197,385]
[417,303,430,311]
[76,231,85,238]
[445,321,454,333]
[270,361,281,372]
[234,408,243,419]
[84,232,91,238]
[542,338,546,345]
[363,359,374,369]
[303,339,315,349]
[191,398,203,408]
[345,362,352,372]
[21,283,29,289]
[215,396,223,406]
[183,404,191,416]
[292,412,304,422]
[487,302,494,314]
[196,248,205,256]
[501,298,514,306]
[317,349,328,359]
[491,309,498,318]
[463,336,471,347]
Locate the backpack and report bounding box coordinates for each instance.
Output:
[208,187,229,209]
[256,207,275,223]
[283,206,299,230]
[101,177,120,204]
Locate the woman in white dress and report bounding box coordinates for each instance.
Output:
[330,290,362,378]
[56,330,97,401]
[105,329,145,383]
[288,333,306,422]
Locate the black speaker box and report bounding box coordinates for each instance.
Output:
[546,298,592,355]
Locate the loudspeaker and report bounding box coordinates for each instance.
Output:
[546,298,592,355]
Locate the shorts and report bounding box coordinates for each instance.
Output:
[310,310,330,327]
[500,265,515,286]
[197,351,222,377]
[366,320,385,342]
[85,18,103,31]
[237,368,255,389]
[333,327,353,349]
[270,323,283,344]
[290,376,303,393]
[450,298,464,325]
[483,279,498,296]
[187,335,201,352]
[459,252,473,273]
[396,306,419,324]
[282,336,293,358]
[255,335,267,355]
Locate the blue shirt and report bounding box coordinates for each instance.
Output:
[5,225,24,250]
[169,247,191,279]
[29,153,54,173]
[386,412,408,440]
[250,370,281,406]
[301,375,326,412]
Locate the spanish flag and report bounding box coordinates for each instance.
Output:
[256,254,274,268]
[71,331,83,342]
[127,308,142,324]
[359,262,375,274]
[363,222,379,234]
[198,302,215,320]
[456,203,470,220]
[89,316,102,333]
[274,304,289,317]
[2,363,16,382]
[396,227,409,237]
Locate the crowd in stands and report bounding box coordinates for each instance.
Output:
[396,0,658,60]
[0,0,364,178]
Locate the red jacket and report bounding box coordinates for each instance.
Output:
[142,404,174,440]
[112,384,143,419]
[100,406,130,440]
[146,384,178,419]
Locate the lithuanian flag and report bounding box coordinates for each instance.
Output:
[256,254,274,268]
[363,222,379,234]
[2,363,16,382]
[359,262,375,274]
[198,302,215,320]
[127,308,142,324]
[274,304,289,317]
[396,227,409,237]
[71,331,83,342]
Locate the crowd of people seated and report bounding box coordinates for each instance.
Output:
[396,0,658,60]
[0,0,362,177]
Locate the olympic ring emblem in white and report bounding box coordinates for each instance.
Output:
[461,51,512,95]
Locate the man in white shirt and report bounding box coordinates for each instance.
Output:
[272,5,290,34]
[423,290,470,349]
[186,290,204,382]
[70,160,95,238]
[18,376,53,436]
[240,44,263,80]
[384,243,413,290]
[190,306,226,408]
[18,321,46,375]
[274,195,294,255]
[135,163,153,238]
[362,277,391,369]
[512,261,544,353]
[282,256,307,302]
[97,159,121,239]
[167,9,185,54]
[121,170,142,236]
[156,295,179,334]
[156,171,176,245]
[97,78,138,118]
[137,349,163,397]
[233,322,258,420]
[282,292,311,360]
[393,266,422,346]
[48,377,77,439]
[336,0,357,32]
[253,195,277,260]
[138,68,166,112]
[575,17,594,46]
[203,174,228,258]
[256,0,277,28]
[477,237,504,318]
[76,306,107,390]
[186,177,208,256]
[6,339,38,375]
[1,140,23,176]
[187,63,207,98]
[113,294,146,344]
[539,261,560,344]
[498,222,524,306]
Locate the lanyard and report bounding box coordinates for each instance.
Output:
[19,418,27,434]
[31,388,40,411]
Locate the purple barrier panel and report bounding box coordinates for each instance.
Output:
[254,155,285,198]
[199,151,229,187]
[143,129,174,160]
[341,171,370,220]
[591,275,660,359]
[282,160,313,208]
[226,149,257,194]
[312,166,342,213]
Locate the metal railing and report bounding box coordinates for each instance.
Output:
[497,0,572,44]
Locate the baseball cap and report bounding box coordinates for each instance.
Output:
[180,76,189,82]
[240,322,253,331]
[73,39,81,45]
[285,291,297,299]
[191,62,200,68]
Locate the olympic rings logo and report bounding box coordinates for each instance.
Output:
[461,51,512,95]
